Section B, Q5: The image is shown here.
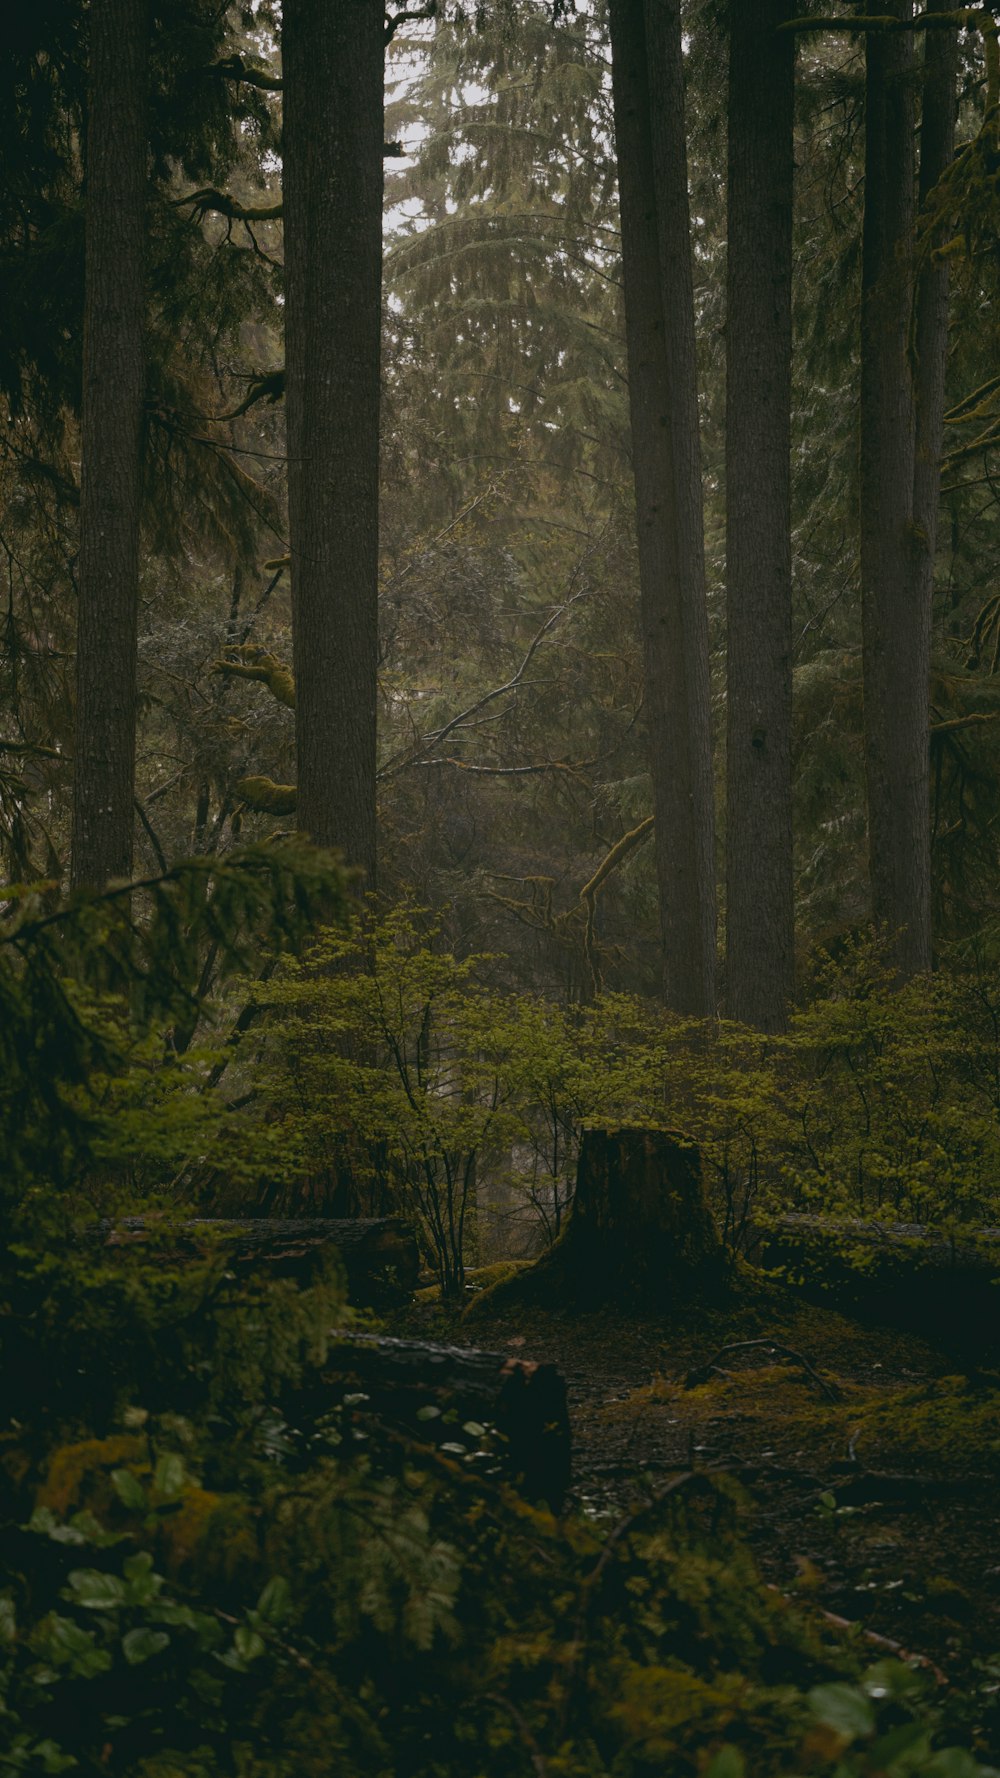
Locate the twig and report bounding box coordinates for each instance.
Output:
[485,1693,548,1777]
[684,1339,842,1402]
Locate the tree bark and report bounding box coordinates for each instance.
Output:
[608,0,717,1016]
[282,0,382,885]
[725,0,796,1032]
[913,4,958,918]
[505,1127,723,1310]
[71,0,147,889]
[321,1331,572,1507]
[860,3,925,973]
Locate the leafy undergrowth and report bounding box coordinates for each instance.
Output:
[3,1239,999,1776]
[397,1275,1000,1757]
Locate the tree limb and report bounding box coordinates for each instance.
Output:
[173,187,283,225]
[211,54,283,92]
[385,4,437,43]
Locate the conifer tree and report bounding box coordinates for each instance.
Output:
[71,0,148,888]
[282,0,384,885]
[608,0,716,1015]
[725,0,796,1031]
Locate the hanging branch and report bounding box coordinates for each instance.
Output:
[579,817,654,993]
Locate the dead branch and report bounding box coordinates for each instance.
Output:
[684,1339,842,1403]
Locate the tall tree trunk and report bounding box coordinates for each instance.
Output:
[282,0,383,886]
[860,4,924,972]
[608,0,717,1016]
[912,3,958,796]
[71,0,147,889]
[724,0,796,1032]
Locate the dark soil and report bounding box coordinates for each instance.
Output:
[392,1277,1000,1693]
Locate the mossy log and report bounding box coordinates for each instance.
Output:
[477,1128,724,1313]
[748,1214,1000,1354]
[101,1216,420,1307]
[318,1331,571,1507]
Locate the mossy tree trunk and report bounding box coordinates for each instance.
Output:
[537,1128,723,1309]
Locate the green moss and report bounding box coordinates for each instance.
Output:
[157,1484,257,1581]
[37,1435,149,1518]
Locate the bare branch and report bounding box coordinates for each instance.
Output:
[173,187,283,225]
[385,3,437,44]
[213,370,285,423]
[211,54,283,92]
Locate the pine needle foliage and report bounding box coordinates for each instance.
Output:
[0,840,349,1205]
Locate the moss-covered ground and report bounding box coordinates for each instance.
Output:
[393,1273,1000,1692]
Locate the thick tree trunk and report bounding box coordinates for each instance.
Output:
[71,0,147,889]
[725,0,796,1032]
[282,0,382,885]
[608,0,717,1017]
[860,5,925,973]
[913,6,958,903]
[506,1127,723,1311]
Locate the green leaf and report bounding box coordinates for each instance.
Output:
[416,1405,441,1421]
[706,1750,745,1778]
[111,1468,147,1510]
[922,1752,991,1778]
[153,1452,186,1499]
[871,1722,931,1766]
[256,1576,292,1624]
[233,1626,266,1662]
[45,1615,113,1677]
[30,1742,77,1775]
[862,1657,923,1701]
[807,1683,876,1740]
[462,1421,486,1437]
[121,1626,170,1665]
[123,1551,162,1606]
[65,1568,127,1610]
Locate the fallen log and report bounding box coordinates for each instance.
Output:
[746,1215,1000,1354]
[99,1216,420,1308]
[316,1331,572,1508]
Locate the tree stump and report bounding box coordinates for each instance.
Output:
[473,1128,724,1314]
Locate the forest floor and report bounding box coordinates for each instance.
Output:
[392,1276,1000,1696]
